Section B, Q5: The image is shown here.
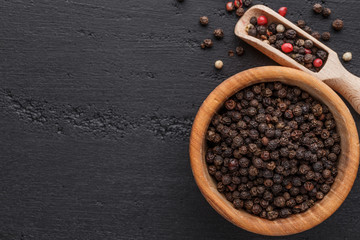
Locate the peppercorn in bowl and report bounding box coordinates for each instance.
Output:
[189,66,359,236]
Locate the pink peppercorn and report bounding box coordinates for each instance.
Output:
[226,2,235,11]
[313,58,323,67]
[257,15,268,25]
[234,0,243,8]
[278,7,287,17]
[281,43,293,53]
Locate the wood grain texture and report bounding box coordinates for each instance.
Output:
[1,0,360,239]
[190,66,359,236]
[235,5,360,114]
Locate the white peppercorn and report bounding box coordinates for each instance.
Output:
[276,24,285,33]
[342,52,352,62]
[215,60,224,69]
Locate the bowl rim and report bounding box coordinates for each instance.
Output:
[189,66,359,236]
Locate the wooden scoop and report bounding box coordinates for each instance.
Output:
[235,5,360,114]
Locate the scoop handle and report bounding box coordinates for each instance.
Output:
[322,68,360,114]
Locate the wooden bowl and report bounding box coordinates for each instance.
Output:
[189,66,359,236]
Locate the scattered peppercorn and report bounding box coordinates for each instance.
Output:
[322,8,331,17]
[214,60,223,69]
[332,19,344,31]
[313,3,323,14]
[214,29,224,39]
[311,31,321,40]
[234,0,242,8]
[228,50,235,57]
[303,26,312,34]
[206,82,340,220]
[236,46,244,56]
[321,32,331,41]
[202,39,213,48]
[199,16,209,26]
[236,7,245,17]
[278,7,287,17]
[297,20,306,28]
[243,0,252,7]
[226,2,235,12]
[342,52,352,62]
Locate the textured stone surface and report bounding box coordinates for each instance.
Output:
[0,0,360,239]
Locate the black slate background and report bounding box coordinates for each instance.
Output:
[0,0,360,239]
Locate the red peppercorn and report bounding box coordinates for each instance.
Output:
[278,7,287,17]
[234,0,243,8]
[304,48,312,54]
[257,15,268,25]
[313,58,323,67]
[281,43,293,53]
[226,2,235,11]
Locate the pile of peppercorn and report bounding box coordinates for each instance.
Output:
[206,82,340,220]
[246,16,328,72]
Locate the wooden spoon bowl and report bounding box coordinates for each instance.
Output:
[189,66,359,236]
[235,5,360,115]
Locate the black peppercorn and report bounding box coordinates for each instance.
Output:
[303,26,312,34]
[297,20,306,28]
[316,191,324,200]
[273,196,285,208]
[225,100,236,110]
[217,182,225,192]
[320,184,330,193]
[292,177,302,187]
[263,191,273,201]
[199,16,209,26]
[240,191,251,200]
[284,110,294,119]
[252,204,262,215]
[243,0,252,7]
[304,40,313,49]
[257,25,267,35]
[267,211,279,220]
[208,165,217,175]
[313,161,323,172]
[250,16,257,26]
[267,23,276,34]
[214,29,224,39]
[203,39,213,48]
[321,32,331,41]
[304,182,314,192]
[311,32,321,40]
[244,200,254,210]
[332,19,344,31]
[322,7,331,17]
[328,153,337,162]
[316,50,327,60]
[248,27,257,37]
[286,198,296,208]
[290,187,300,196]
[313,3,323,14]
[285,29,297,39]
[233,198,244,209]
[236,46,244,56]
[236,7,245,17]
[295,195,304,204]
